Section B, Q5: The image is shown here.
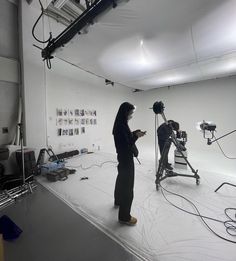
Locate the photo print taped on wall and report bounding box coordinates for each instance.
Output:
[57,108,63,116]
[92,110,96,116]
[56,118,63,126]
[63,109,68,116]
[75,109,80,116]
[68,118,74,125]
[74,128,79,135]
[69,109,74,116]
[57,128,62,136]
[63,119,68,125]
[69,129,74,136]
[62,129,69,135]
[80,109,85,116]
[75,118,80,125]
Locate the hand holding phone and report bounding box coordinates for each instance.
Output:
[136,130,147,137]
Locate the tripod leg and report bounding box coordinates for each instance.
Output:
[155,139,171,190]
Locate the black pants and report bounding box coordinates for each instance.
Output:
[114,154,134,222]
[158,138,169,165]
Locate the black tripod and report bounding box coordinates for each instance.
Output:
[206,129,236,192]
[152,101,200,190]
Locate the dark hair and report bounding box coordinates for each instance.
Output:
[168,120,179,131]
[112,102,135,134]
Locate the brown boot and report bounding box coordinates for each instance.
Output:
[119,216,137,226]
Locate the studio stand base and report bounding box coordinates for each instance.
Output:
[155,138,200,190]
[156,170,200,190]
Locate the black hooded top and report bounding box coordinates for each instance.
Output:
[112,102,138,157]
[157,120,179,141]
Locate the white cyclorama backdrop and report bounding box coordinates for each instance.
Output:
[0,0,19,146]
[133,75,236,153]
[45,60,137,154]
[45,58,236,177]
[19,1,236,176]
[131,75,236,176]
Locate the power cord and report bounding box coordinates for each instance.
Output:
[32,0,52,44]
[32,0,54,69]
[160,184,236,243]
[213,134,236,159]
[66,160,117,170]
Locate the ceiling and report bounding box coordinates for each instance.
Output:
[38,0,236,90]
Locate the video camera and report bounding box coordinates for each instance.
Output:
[176,130,187,149]
[177,130,187,140]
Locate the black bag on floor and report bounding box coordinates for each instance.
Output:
[0,215,22,240]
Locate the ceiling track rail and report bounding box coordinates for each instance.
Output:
[41,0,119,65]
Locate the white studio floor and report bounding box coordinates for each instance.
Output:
[37,149,236,261]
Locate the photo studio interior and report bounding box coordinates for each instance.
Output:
[0,0,236,260]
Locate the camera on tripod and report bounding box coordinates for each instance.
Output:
[176,130,187,147]
[152,100,200,189]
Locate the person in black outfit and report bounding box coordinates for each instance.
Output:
[112,102,146,226]
[157,120,179,170]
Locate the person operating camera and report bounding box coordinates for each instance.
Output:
[157,120,180,170]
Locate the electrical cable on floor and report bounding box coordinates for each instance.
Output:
[66,160,117,170]
[160,184,236,243]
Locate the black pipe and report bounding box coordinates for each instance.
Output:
[42,0,117,61]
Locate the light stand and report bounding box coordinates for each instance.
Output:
[207,129,236,145]
[153,101,200,190]
[0,123,37,210]
[18,123,35,193]
[18,123,25,184]
[206,129,236,192]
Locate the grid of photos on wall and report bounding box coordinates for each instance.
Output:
[56,108,97,136]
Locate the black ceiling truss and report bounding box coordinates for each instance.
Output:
[41,0,120,68]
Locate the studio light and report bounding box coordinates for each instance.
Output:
[197,120,217,144]
[200,121,216,132]
[196,121,216,132]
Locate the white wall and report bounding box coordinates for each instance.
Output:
[18,0,236,177]
[0,0,19,58]
[0,0,19,146]
[45,57,236,175]
[46,59,136,154]
[132,76,236,175]
[19,1,47,153]
[0,81,19,145]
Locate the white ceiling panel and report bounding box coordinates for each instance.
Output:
[39,0,236,90]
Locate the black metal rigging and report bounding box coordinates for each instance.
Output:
[41,0,119,67]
